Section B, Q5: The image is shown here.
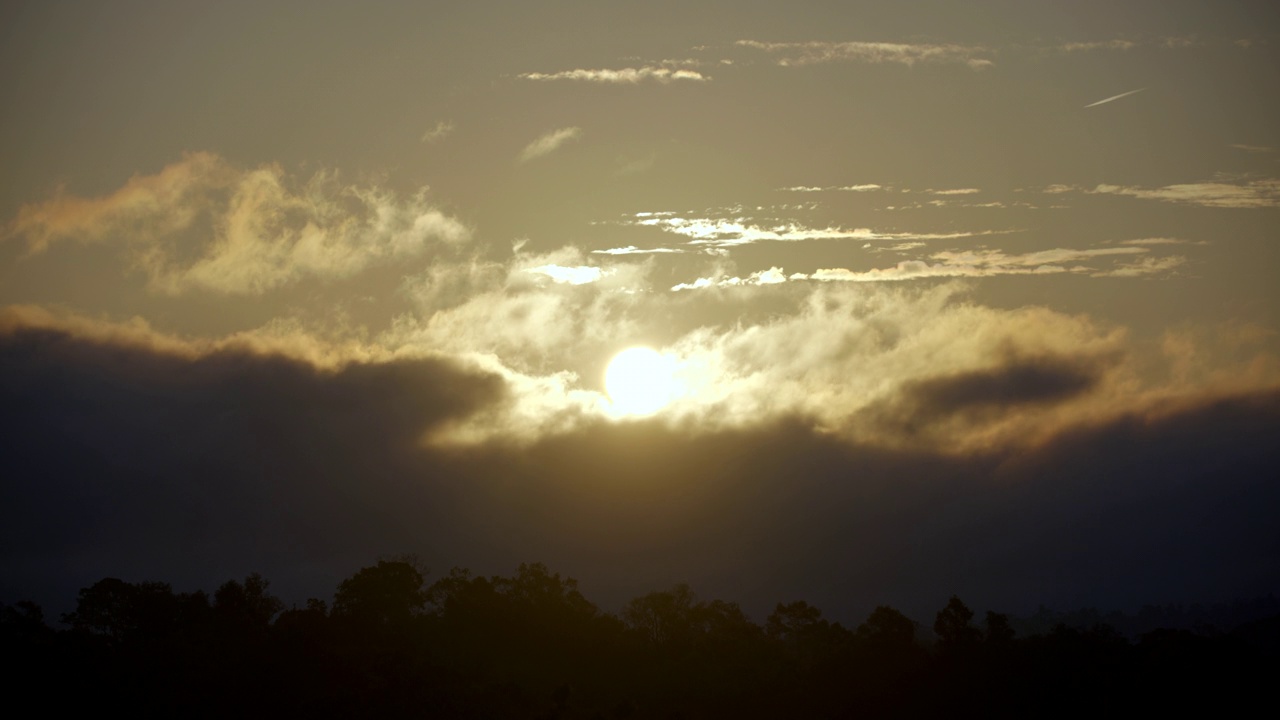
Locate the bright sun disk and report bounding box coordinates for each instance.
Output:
[605,346,680,416]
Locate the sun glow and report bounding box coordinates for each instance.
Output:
[605,346,681,416]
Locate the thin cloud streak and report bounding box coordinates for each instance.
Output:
[670,246,1178,290]
[1039,180,1280,208]
[777,184,883,193]
[592,246,686,255]
[520,67,707,83]
[1090,180,1280,208]
[629,216,1010,248]
[736,39,993,69]
[1084,88,1145,108]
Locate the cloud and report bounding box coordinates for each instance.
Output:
[1084,88,1145,108]
[1231,144,1276,154]
[615,153,656,176]
[630,216,1006,248]
[860,353,1109,442]
[5,152,470,295]
[671,266,791,291]
[592,246,686,255]
[4,304,1279,622]
[524,264,610,285]
[519,127,583,163]
[909,355,1104,413]
[1089,179,1280,208]
[421,120,455,144]
[808,247,1161,282]
[1060,40,1138,52]
[1092,255,1187,277]
[736,39,994,69]
[930,188,980,196]
[1119,237,1207,246]
[520,67,707,83]
[671,246,1180,289]
[1059,37,1200,53]
[777,184,882,193]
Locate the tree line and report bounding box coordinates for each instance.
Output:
[3,559,1276,718]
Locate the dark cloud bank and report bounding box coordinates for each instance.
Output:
[2,323,1278,624]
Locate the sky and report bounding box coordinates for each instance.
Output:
[2,0,1279,623]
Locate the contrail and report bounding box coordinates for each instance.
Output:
[1084,88,1145,108]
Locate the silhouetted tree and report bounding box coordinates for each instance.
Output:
[623,584,700,649]
[0,600,50,643]
[985,610,1016,645]
[857,605,917,648]
[332,560,427,626]
[214,572,284,632]
[934,596,981,652]
[61,577,208,644]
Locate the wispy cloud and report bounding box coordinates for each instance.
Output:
[520,67,707,83]
[1061,40,1138,52]
[420,120,455,144]
[1231,144,1276,154]
[736,39,994,69]
[518,127,582,163]
[631,216,1007,248]
[1090,179,1280,208]
[1058,37,1200,52]
[670,246,1182,290]
[1119,237,1207,246]
[5,152,470,295]
[930,188,981,196]
[1084,88,1145,108]
[777,184,882,192]
[615,153,656,176]
[1092,255,1187,277]
[592,246,685,256]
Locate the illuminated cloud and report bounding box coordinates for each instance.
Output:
[524,264,610,285]
[5,152,470,295]
[630,216,1006,248]
[777,184,882,192]
[671,246,1179,289]
[930,188,981,195]
[5,263,1276,458]
[518,127,583,162]
[520,67,707,83]
[671,266,789,291]
[592,246,686,255]
[736,39,994,69]
[390,247,653,378]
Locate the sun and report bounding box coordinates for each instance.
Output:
[605,346,681,416]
